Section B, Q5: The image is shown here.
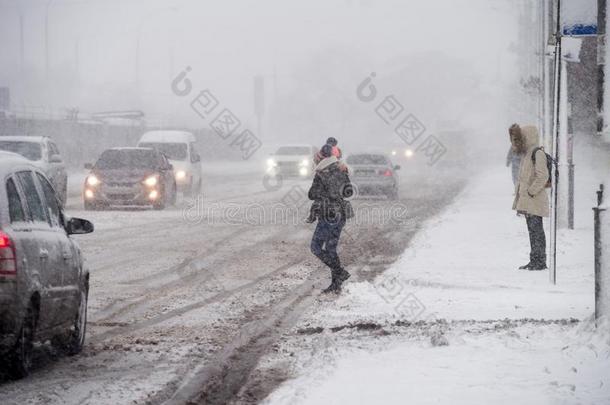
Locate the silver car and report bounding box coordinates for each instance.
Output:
[347,153,401,199]
[0,152,93,379]
[0,136,68,205]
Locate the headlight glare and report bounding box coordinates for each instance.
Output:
[144,175,158,187]
[86,175,99,187]
[175,170,187,180]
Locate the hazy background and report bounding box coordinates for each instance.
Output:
[0,0,522,157]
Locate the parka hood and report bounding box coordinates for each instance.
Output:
[520,125,540,150]
[315,156,338,172]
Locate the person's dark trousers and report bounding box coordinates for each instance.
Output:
[525,214,546,267]
[310,218,346,273]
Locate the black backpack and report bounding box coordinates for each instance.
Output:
[531,147,556,188]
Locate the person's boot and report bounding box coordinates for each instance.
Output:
[322,281,340,294]
[528,262,547,271]
[322,270,340,294]
[518,262,532,270]
[322,267,347,294]
[328,268,351,293]
[338,269,351,282]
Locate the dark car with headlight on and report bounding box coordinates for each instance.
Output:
[83,147,177,210]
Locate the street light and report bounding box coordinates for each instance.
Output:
[45,0,54,79]
[135,6,178,90]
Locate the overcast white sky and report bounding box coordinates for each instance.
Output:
[0,0,519,136]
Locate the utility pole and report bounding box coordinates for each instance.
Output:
[19,7,24,77]
[45,0,54,79]
[543,0,552,149]
[598,0,607,134]
[549,0,563,285]
[254,75,265,138]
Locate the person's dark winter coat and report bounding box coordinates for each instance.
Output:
[308,154,354,292]
[308,156,354,222]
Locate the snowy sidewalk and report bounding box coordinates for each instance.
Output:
[312,164,596,326]
[263,163,610,405]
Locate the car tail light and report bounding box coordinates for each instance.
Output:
[381,169,393,177]
[0,231,16,277]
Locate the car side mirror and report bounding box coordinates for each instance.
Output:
[192,153,201,163]
[84,163,93,170]
[394,165,401,170]
[66,217,94,235]
[167,163,174,171]
[50,154,62,163]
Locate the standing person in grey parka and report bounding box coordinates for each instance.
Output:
[506,124,523,187]
[308,144,354,293]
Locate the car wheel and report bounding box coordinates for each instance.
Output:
[8,304,37,379]
[153,189,166,210]
[183,180,193,198]
[84,200,99,211]
[195,179,202,196]
[65,284,88,355]
[60,184,68,206]
[170,182,177,206]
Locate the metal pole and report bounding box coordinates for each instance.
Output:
[549,0,562,284]
[598,0,607,133]
[568,133,574,229]
[135,34,140,88]
[539,0,546,138]
[45,0,54,79]
[19,9,24,76]
[594,184,605,321]
[543,0,553,149]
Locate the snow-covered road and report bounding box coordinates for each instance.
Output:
[0,162,465,404]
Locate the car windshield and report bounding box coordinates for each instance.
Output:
[0,140,42,161]
[275,146,311,155]
[95,149,158,169]
[139,142,187,160]
[346,155,389,165]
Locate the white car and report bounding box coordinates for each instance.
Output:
[137,130,202,196]
[0,136,68,204]
[266,144,317,178]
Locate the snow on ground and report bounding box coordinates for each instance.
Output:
[265,319,610,405]
[302,163,599,327]
[262,159,610,405]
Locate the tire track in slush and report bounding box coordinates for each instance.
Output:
[89,257,309,344]
[158,181,468,404]
[88,223,309,343]
[89,226,253,323]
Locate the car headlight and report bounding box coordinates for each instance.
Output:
[175,170,187,180]
[299,159,309,167]
[86,175,100,187]
[391,150,397,156]
[143,175,158,187]
[266,158,277,167]
[405,149,414,158]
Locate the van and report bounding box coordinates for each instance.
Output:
[137,130,202,196]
